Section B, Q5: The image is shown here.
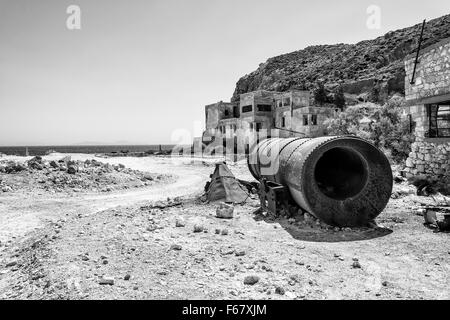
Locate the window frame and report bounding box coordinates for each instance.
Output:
[427,103,450,138]
[257,104,272,112]
[303,115,308,126]
[242,105,253,113]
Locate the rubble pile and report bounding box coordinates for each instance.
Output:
[0,156,171,194]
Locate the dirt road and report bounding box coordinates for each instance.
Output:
[0,155,217,243]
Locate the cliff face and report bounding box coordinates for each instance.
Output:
[231,14,450,103]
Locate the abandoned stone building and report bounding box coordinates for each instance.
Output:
[201,89,334,154]
[404,37,450,181]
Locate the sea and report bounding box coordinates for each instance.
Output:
[0,145,176,156]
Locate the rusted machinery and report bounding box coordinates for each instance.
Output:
[247,136,393,227]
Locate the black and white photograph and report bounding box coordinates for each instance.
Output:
[0,0,449,308]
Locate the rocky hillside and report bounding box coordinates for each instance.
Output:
[232,14,450,103]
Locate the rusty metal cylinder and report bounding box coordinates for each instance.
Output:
[247,136,393,227]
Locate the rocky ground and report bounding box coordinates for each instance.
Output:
[0,155,448,300]
[0,156,173,194]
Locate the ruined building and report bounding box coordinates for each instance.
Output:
[201,90,335,154]
[404,37,450,181]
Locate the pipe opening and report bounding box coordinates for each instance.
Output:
[314,147,368,200]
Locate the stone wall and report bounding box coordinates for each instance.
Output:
[404,37,450,102]
[405,140,450,179]
[403,37,450,181]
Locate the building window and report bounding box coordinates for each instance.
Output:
[257,104,272,112]
[233,106,239,117]
[311,114,318,125]
[242,105,252,113]
[281,116,286,128]
[283,97,291,106]
[224,110,230,117]
[250,123,254,131]
[427,104,450,137]
[277,101,282,108]
[303,115,308,126]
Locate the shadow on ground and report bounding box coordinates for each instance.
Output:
[253,210,393,243]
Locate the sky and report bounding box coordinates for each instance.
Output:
[0,0,448,146]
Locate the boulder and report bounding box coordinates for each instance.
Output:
[193,224,204,233]
[104,163,114,172]
[216,202,234,219]
[175,218,186,227]
[243,275,260,285]
[67,165,77,174]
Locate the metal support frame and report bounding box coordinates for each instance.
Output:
[258,178,294,215]
[410,19,426,85]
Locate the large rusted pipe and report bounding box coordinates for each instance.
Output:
[247,136,393,227]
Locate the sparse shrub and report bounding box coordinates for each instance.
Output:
[324,97,414,163]
[333,85,346,110]
[314,81,328,106]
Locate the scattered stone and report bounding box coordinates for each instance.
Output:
[49,161,59,168]
[235,249,246,257]
[124,274,131,281]
[5,261,17,268]
[352,261,362,269]
[275,286,285,295]
[67,165,77,174]
[1,186,12,193]
[216,202,234,219]
[175,218,186,227]
[99,276,114,285]
[215,229,221,234]
[261,265,273,272]
[304,212,315,223]
[220,247,235,255]
[193,225,204,233]
[221,229,229,235]
[243,275,260,285]
[170,244,182,251]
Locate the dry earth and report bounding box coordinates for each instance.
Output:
[0,154,448,300]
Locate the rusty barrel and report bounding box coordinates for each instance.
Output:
[247,136,393,227]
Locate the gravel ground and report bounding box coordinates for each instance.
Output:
[0,155,448,300]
